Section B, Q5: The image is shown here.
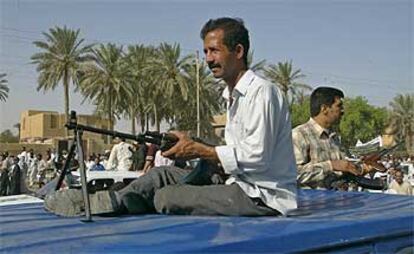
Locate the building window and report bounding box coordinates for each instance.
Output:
[50,115,58,129]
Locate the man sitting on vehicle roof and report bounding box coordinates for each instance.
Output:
[292,87,375,189]
[44,17,297,217]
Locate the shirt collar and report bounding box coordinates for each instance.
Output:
[309,118,331,137]
[222,69,255,100]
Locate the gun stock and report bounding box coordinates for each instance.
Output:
[361,143,402,172]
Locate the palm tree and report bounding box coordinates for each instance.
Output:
[294,88,311,105]
[263,60,311,105]
[389,93,414,153]
[31,26,94,135]
[146,43,191,131]
[123,44,156,134]
[79,43,133,140]
[0,73,10,102]
[174,60,223,138]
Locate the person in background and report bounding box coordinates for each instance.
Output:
[0,153,10,196]
[29,153,47,188]
[18,147,28,169]
[101,150,111,170]
[8,156,21,195]
[387,169,412,195]
[91,157,105,171]
[130,141,147,172]
[142,143,158,174]
[85,155,96,171]
[107,137,133,171]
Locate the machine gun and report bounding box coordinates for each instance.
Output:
[54,111,213,221]
[326,142,403,191]
[65,112,180,151]
[358,142,402,173]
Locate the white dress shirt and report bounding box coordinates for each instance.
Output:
[215,70,297,215]
[107,142,133,171]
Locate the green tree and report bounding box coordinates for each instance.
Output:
[0,129,19,143]
[339,97,388,149]
[263,60,311,105]
[123,44,156,134]
[290,96,310,128]
[79,43,132,138]
[146,43,191,131]
[389,93,414,153]
[0,73,9,102]
[31,26,94,135]
[173,60,223,139]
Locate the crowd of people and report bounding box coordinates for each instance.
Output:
[0,137,188,196]
[0,147,56,196]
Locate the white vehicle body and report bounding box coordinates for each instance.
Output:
[0,194,43,206]
[71,170,143,183]
[70,170,143,191]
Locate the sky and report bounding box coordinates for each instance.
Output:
[0,0,412,134]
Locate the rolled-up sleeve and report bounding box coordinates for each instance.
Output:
[215,145,241,175]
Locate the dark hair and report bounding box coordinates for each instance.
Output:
[310,87,344,117]
[200,17,250,66]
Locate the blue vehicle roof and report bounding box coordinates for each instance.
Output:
[0,189,413,253]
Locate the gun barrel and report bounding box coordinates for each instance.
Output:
[66,121,143,140]
[377,143,401,157]
[66,111,160,144]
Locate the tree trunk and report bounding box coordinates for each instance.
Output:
[108,92,113,144]
[140,113,145,133]
[146,113,149,132]
[406,128,413,154]
[63,69,70,137]
[131,107,136,135]
[283,84,289,100]
[154,105,160,132]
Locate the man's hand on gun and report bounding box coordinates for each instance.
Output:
[331,160,364,176]
[332,159,383,176]
[162,131,219,163]
[161,131,199,161]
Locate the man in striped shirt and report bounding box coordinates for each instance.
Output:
[292,87,364,189]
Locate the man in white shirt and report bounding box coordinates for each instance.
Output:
[45,17,297,217]
[29,153,47,188]
[387,169,412,195]
[106,138,133,171]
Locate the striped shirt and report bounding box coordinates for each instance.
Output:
[292,118,347,188]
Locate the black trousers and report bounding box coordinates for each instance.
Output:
[8,166,21,195]
[115,166,279,216]
[0,170,9,196]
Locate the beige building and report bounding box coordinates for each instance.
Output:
[19,110,112,155]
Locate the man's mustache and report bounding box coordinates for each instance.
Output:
[208,63,221,69]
